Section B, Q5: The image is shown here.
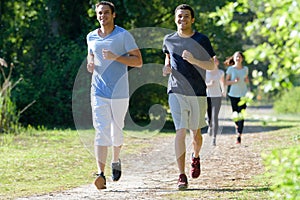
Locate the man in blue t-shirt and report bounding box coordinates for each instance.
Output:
[162,4,216,190]
[86,1,142,190]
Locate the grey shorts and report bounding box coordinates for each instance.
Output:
[169,93,207,130]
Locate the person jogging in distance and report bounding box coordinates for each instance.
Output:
[224,51,249,144]
[206,58,226,146]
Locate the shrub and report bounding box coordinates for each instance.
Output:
[273,87,300,114]
[263,143,300,199]
[14,37,85,128]
[0,58,21,134]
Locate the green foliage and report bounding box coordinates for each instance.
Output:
[0,94,20,134]
[273,87,300,114]
[210,0,300,93]
[0,59,22,134]
[243,0,300,93]
[129,83,168,124]
[263,144,300,199]
[15,37,86,127]
[239,91,255,106]
[208,1,256,64]
[2,0,233,128]
[1,0,89,128]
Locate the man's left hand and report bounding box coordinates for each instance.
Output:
[182,50,195,64]
[102,49,118,60]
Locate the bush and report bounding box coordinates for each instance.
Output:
[263,142,300,199]
[273,87,300,114]
[13,37,85,128]
[0,59,21,134]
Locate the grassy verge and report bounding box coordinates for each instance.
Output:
[0,129,95,199]
[0,128,166,200]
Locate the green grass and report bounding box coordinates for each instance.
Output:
[0,128,158,200]
[0,129,96,199]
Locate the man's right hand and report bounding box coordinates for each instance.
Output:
[162,64,172,76]
[87,62,94,73]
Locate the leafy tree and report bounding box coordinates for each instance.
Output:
[0,0,90,127]
[243,0,300,93]
[1,0,239,128]
[209,0,300,94]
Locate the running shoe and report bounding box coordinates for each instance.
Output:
[208,126,212,136]
[111,159,122,181]
[94,172,106,190]
[212,137,216,146]
[190,153,201,178]
[236,136,241,144]
[177,174,188,190]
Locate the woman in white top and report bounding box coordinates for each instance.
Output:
[206,58,226,146]
[224,51,249,144]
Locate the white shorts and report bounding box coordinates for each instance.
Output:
[169,93,207,130]
[91,95,129,146]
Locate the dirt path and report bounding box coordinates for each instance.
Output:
[17,105,275,200]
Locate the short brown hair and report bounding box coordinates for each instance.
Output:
[175,4,195,19]
[96,1,115,13]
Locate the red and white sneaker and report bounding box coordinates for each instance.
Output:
[190,153,201,179]
[177,174,188,190]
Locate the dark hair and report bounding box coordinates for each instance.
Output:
[224,51,244,66]
[96,1,115,13]
[175,4,195,19]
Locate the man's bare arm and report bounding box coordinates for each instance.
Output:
[162,53,172,76]
[102,48,143,68]
[182,50,214,70]
[87,53,94,73]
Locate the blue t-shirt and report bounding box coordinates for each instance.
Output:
[162,32,215,96]
[226,66,248,97]
[86,25,139,99]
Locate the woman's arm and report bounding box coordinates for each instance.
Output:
[225,73,239,86]
[220,73,226,96]
[206,79,214,87]
[244,75,249,84]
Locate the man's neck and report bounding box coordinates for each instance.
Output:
[177,29,194,38]
[99,24,115,37]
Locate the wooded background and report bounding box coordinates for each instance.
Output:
[0,0,299,129]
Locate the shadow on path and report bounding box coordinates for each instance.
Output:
[203,124,292,135]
